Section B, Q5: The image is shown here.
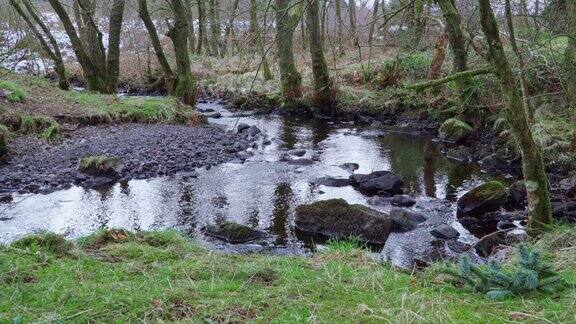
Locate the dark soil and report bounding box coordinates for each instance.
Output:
[0,123,257,194]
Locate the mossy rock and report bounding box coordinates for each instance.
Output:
[439,118,473,144]
[295,199,393,245]
[202,222,266,244]
[78,155,124,177]
[0,124,8,159]
[457,181,508,218]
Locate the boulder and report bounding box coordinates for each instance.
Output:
[295,199,393,245]
[287,158,314,166]
[237,123,250,133]
[390,194,416,207]
[457,181,507,218]
[439,118,473,144]
[312,176,354,187]
[78,156,123,177]
[202,222,266,244]
[339,163,359,173]
[247,125,261,137]
[507,180,527,208]
[389,208,426,231]
[445,146,470,162]
[350,171,403,196]
[288,149,306,157]
[207,112,222,118]
[430,224,460,240]
[552,201,576,223]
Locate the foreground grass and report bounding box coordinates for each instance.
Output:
[1,227,575,322]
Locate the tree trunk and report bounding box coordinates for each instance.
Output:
[169,0,197,105]
[138,0,175,93]
[334,0,345,56]
[105,0,125,94]
[504,0,533,124]
[10,0,69,90]
[300,17,308,50]
[208,0,223,56]
[196,0,207,54]
[306,0,335,112]
[367,0,381,53]
[435,0,474,114]
[320,0,327,45]
[478,0,552,234]
[185,0,197,53]
[347,0,360,55]
[275,0,302,104]
[223,0,240,55]
[249,0,259,48]
[77,0,107,78]
[565,0,576,149]
[408,0,425,49]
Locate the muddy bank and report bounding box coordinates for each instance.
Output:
[0,123,258,194]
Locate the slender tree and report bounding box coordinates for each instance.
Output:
[565,0,576,149]
[185,0,197,53]
[478,0,552,234]
[208,0,223,56]
[196,0,207,54]
[347,0,360,52]
[367,0,381,53]
[223,0,241,55]
[306,0,335,111]
[275,0,303,104]
[334,0,346,56]
[435,0,474,113]
[8,0,69,90]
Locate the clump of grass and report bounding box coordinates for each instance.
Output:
[40,124,60,142]
[19,114,59,134]
[78,155,123,176]
[78,228,135,249]
[11,233,73,256]
[0,80,26,103]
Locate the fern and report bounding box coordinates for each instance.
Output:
[442,244,566,300]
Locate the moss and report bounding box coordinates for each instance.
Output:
[439,118,473,143]
[0,124,8,158]
[471,181,507,201]
[40,124,61,142]
[78,155,123,176]
[203,222,266,244]
[19,115,59,134]
[0,80,26,103]
[11,233,73,256]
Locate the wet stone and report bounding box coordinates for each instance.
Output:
[430,225,460,240]
[390,195,416,207]
[202,222,266,244]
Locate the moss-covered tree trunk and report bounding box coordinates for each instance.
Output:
[249,0,259,48]
[196,0,207,54]
[478,0,552,234]
[505,0,533,124]
[105,0,126,94]
[9,0,69,90]
[306,0,335,112]
[408,0,425,49]
[565,0,576,149]
[275,0,302,104]
[334,0,345,56]
[435,0,474,113]
[208,0,223,57]
[169,0,197,106]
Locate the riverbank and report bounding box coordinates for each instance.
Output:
[1,226,574,322]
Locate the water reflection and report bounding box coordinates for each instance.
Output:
[0,104,492,247]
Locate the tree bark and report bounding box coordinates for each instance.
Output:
[275,0,302,104]
[223,0,240,55]
[196,0,207,54]
[208,0,223,56]
[347,0,360,52]
[169,0,197,105]
[106,0,126,94]
[367,0,381,52]
[505,0,533,124]
[565,0,576,149]
[428,30,448,81]
[478,0,552,234]
[435,0,474,114]
[334,0,346,56]
[185,0,197,53]
[306,0,335,112]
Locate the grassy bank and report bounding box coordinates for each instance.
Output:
[1,226,575,322]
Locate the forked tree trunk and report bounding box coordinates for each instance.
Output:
[435,0,474,114]
[9,0,69,90]
[478,0,552,234]
[275,0,302,104]
[306,0,335,112]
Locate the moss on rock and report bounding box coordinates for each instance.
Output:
[457,181,508,218]
[203,222,266,244]
[295,199,393,245]
[0,124,8,158]
[439,118,473,143]
[78,155,124,176]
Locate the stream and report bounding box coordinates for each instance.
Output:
[0,102,500,267]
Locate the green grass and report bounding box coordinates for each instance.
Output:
[0,80,26,103]
[1,226,575,322]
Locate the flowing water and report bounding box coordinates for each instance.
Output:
[0,103,497,265]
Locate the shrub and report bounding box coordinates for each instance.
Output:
[442,244,565,300]
[0,80,25,103]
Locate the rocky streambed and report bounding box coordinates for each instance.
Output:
[2,102,567,269]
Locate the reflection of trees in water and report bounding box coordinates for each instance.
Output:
[176,181,198,234]
[379,135,425,195]
[423,142,437,198]
[271,182,294,245]
[444,162,476,201]
[280,116,332,151]
[280,117,297,149]
[309,119,331,149]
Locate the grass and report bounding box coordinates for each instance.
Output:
[0,80,26,103]
[1,226,575,322]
